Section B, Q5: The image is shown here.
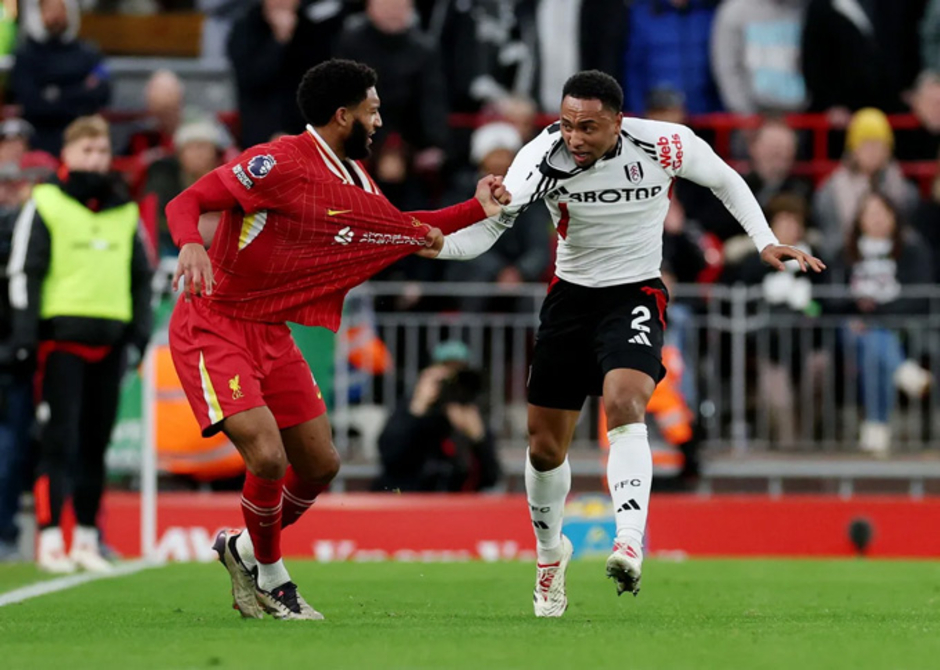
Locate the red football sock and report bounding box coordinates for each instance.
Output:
[241,472,284,564]
[281,466,328,529]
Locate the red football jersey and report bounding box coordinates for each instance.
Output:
[205,129,481,330]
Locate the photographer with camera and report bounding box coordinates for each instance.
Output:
[374,341,501,493]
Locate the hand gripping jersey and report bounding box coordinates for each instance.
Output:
[439,117,779,287]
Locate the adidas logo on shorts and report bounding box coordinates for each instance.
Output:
[628,332,651,346]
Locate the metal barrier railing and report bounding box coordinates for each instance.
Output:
[332,282,940,462]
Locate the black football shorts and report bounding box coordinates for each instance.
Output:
[527,276,669,411]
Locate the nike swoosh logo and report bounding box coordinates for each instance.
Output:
[259,520,278,527]
[327,209,352,216]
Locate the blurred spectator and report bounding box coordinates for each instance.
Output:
[662,199,708,285]
[676,119,812,243]
[535,0,626,112]
[18,150,60,185]
[624,0,721,116]
[143,119,229,256]
[913,153,940,279]
[802,0,921,115]
[0,162,32,562]
[0,119,35,166]
[923,0,940,72]
[813,108,919,258]
[743,119,814,208]
[126,70,185,158]
[335,0,449,199]
[7,115,152,572]
[832,192,932,456]
[491,94,540,143]
[645,86,687,125]
[723,193,825,445]
[710,0,807,114]
[198,0,243,64]
[374,341,500,492]
[895,70,940,160]
[228,0,348,147]
[431,0,538,113]
[444,122,550,305]
[11,0,111,156]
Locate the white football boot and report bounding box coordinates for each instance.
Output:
[37,527,77,574]
[212,529,264,619]
[532,535,574,618]
[255,581,325,621]
[606,539,643,597]
[70,526,113,573]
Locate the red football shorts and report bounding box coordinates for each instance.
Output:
[168,297,327,436]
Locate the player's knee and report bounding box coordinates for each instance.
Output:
[605,394,648,428]
[527,433,567,471]
[244,442,288,480]
[320,447,341,483]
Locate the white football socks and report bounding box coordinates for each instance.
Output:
[235,529,258,569]
[236,528,290,591]
[525,451,571,563]
[607,423,652,548]
[257,560,291,592]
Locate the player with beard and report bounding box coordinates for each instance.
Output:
[166,59,507,620]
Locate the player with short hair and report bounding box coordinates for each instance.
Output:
[427,70,824,617]
[167,59,506,620]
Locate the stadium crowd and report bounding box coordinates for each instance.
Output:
[3,0,940,559]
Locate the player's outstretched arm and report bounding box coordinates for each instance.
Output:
[415,176,511,259]
[675,128,825,274]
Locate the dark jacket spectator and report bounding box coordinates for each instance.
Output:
[912,168,940,280]
[662,199,708,285]
[895,70,940,160]
[624,0,721,115]
[374,342,501,493]
[534,0,626,112]
[228,0,348,148]
[0,162,32,561]
[829,192,933,318]
[801,0,918,114]
[11,0,111,156]
[335,4,449,154]
[431,0,539,113]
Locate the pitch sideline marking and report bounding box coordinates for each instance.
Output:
[0,560,164,607]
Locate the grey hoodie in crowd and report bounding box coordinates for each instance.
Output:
[710,0,808,113]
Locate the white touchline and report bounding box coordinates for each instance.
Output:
[0,560,164,607]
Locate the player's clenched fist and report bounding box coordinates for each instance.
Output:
[173,242,215,298]
[475,174,512,217]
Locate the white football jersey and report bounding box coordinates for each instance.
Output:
[439,117,778,287]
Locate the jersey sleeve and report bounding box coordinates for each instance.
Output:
[664,124,779,252]
[437,130,553,260]
[217,142,306,214]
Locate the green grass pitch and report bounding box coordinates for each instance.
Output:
[2,559,940,669]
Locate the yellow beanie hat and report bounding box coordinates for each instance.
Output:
[846,108,894,152]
